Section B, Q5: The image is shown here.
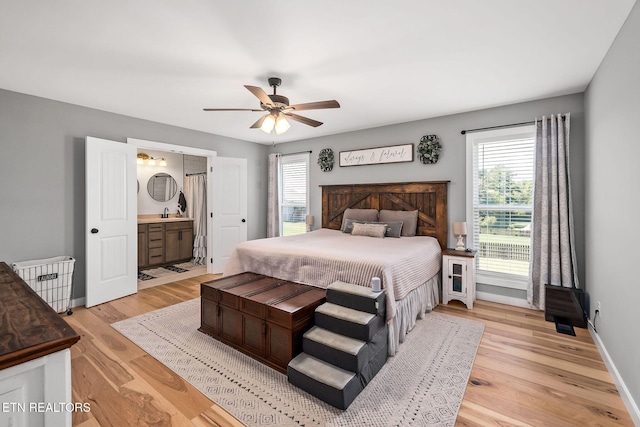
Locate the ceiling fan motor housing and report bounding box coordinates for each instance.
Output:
[263,94,289,109]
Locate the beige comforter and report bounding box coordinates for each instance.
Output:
[223,228,442,322]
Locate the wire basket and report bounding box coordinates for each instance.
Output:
[12,256,75,315]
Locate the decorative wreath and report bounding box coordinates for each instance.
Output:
[318,148,334,172]
[417,134,442,164]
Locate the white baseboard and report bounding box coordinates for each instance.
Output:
[588,325,640,426]
[71,297,85,308]
[476,291,532,308]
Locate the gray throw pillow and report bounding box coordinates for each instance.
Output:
[342,219,403,238]
[381,221,404,238]
[379,210,418,236]
[340,208,379,231]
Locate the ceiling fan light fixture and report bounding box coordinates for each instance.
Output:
[260,114,276,134]
[275,115,290,135]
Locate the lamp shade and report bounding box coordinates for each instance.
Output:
[306,215,314,226]
[452,222,467,236]
[260,114,276,134]
[274,115,291,135]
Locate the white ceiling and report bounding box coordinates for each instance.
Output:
[0,1,636,144]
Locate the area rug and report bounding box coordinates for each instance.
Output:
[137,263,207,289]
[139,262,202,279]
[112,299,484,427]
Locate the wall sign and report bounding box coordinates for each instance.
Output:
[339,144,414,167]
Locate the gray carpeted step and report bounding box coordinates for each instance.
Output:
[287,353,363,410]
[358,325,388,386]
[303,326,367,373]
[315,302,384,341]
[326,280,386,315]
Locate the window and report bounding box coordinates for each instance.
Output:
[279,153,309,236]
[466,125,535,289]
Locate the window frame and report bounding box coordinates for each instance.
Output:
[278,152,310,236]
[465,124,536,290]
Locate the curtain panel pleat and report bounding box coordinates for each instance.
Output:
[185,174,207,264]
[528,113,579,310]
[267,153,280,237]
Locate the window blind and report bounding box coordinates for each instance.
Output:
[467,126,535,284]
[279,153,309,236]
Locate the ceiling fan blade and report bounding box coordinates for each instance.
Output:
[250,114,268,129]
[286,100,340,111]
[203,108,263,111]
[245,85,274,107]
[284,112,323,127]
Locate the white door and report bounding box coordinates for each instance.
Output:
[211,157,248,273]
[86,137,137,307]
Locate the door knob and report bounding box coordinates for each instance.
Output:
[241,219,246,223]
[91,228,99,234]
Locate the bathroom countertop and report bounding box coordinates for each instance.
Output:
[137,215,192,224]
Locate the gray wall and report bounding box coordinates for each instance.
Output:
[0,89,268,300]
[270,93,586,300]
[585,0,640,414]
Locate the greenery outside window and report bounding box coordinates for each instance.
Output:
[279,153,309,236]
[465,125,535,289]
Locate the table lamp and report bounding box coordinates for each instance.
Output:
[452,222,467,251]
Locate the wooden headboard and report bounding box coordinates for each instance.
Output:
[321,181,449,248]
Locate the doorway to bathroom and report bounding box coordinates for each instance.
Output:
[136,149,208,288]
[128,138,248,290]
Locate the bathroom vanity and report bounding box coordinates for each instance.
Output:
[138,216,194,268]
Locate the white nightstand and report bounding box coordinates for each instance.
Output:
[442,248,477,309]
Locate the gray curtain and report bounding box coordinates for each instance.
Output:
[184,174,207,264]
[528,113,579,309]
[267,153,280,237]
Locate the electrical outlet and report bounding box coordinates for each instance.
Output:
[596,301,601,318]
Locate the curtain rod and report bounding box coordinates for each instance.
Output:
[460,121,533,135]
[278,150,312,157]
[460,114,567,135]
[185,172,206,176]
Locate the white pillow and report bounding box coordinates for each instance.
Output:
[351,222,386,238]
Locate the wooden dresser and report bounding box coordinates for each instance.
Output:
[0,262,80,426]
[200,272,326,373]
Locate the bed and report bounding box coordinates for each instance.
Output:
[224,181,449,355]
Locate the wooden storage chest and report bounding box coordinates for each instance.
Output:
[199,272,326,373]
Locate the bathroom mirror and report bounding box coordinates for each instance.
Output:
[147,173,178,202]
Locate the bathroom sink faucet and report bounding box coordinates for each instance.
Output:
[162,207,169,218]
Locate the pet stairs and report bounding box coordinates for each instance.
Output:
[287,281,388,410]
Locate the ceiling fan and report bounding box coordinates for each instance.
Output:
[204,77,340,135]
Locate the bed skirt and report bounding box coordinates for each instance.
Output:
[388,274,440,356]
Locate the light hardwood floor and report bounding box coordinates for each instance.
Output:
[67,275,634,426]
